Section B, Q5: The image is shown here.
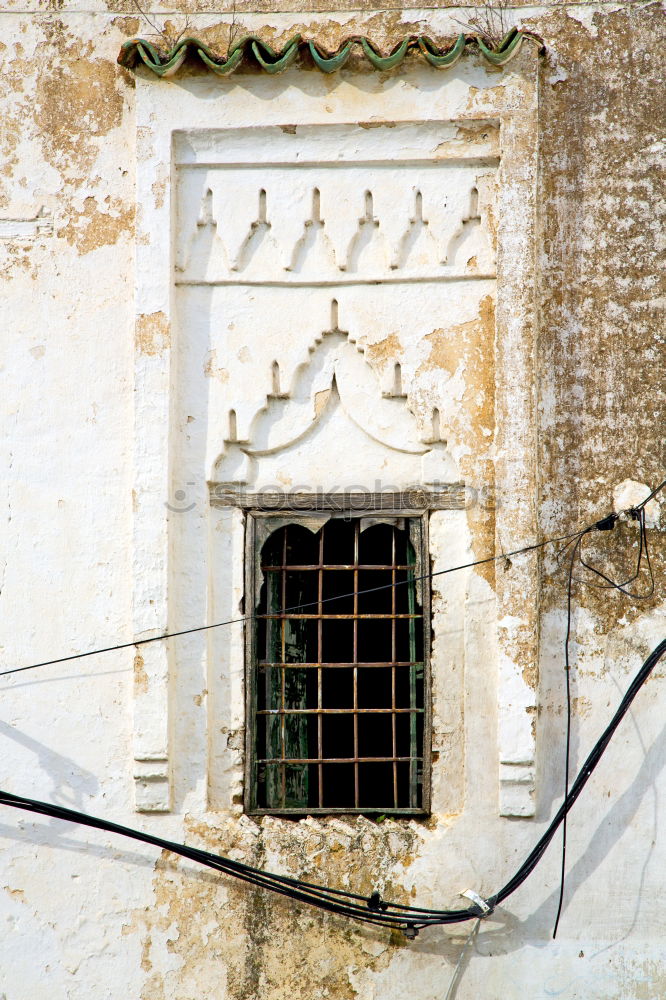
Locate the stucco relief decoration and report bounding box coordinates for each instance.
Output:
[210,298,461,498]
[175,122,497,500]
[179,138,496,499]
[130,48,540,820]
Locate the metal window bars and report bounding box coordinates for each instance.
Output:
[249,518,427,814]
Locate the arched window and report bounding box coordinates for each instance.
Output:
[247,515,429,815]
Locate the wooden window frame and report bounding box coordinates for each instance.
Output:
[244,506,432,816]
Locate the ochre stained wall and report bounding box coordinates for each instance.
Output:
[1,4,665,998]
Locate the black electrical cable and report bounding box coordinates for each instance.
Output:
[552,501,658,936]
[577,507,654,599]
[491,637,666,909]
[3,482,663,681]
[2,638,665,936]
[635,478,666,509]
[0,479,662,937]
[552,528,587,937]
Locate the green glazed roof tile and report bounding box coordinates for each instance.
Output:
[476,27,525,66]
[417,33,466,68]
[118,29,542,78]
[250,34,302,73]
[359,35,411,71]
[197,42,244,75]
[308,39,354,73]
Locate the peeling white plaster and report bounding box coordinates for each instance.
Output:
[1,5,665,997]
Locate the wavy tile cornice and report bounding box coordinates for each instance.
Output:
[118,28,542,78]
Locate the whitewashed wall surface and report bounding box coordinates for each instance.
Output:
[1,2,665,998]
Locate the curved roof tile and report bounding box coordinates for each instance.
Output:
[117,28,542,78]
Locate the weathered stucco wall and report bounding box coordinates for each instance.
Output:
[1,3,665,998]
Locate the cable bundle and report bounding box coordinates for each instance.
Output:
[2,636,664,936]
[0,478,663,937]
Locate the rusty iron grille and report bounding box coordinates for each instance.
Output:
[249,518,427,814]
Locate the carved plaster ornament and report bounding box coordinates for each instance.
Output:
[445,187,495,273]
[288,187,336,274]
[180,179,495,284]
[392,191,440,272]
[176,187,229,277]
[212,300,459,492]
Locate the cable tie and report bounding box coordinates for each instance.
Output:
[367,890,388,912]
[402,924,419,939]
[594,513,618,532]
[460,888,493,917]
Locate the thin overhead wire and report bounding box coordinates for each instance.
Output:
[552,500,657,937]
[443,917,481,1000]
[2,475,663,681]
[552,529,586,938]
[0,529,585,679]
[494,637,666,912]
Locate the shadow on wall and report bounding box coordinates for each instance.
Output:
[0,720,662,997]
[173,60,480,107]
[0,718,98,812]
[407,719,665,984]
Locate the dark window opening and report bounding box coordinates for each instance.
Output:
[248,517,428,815]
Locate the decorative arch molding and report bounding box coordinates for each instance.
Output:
[211,299,459,495]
